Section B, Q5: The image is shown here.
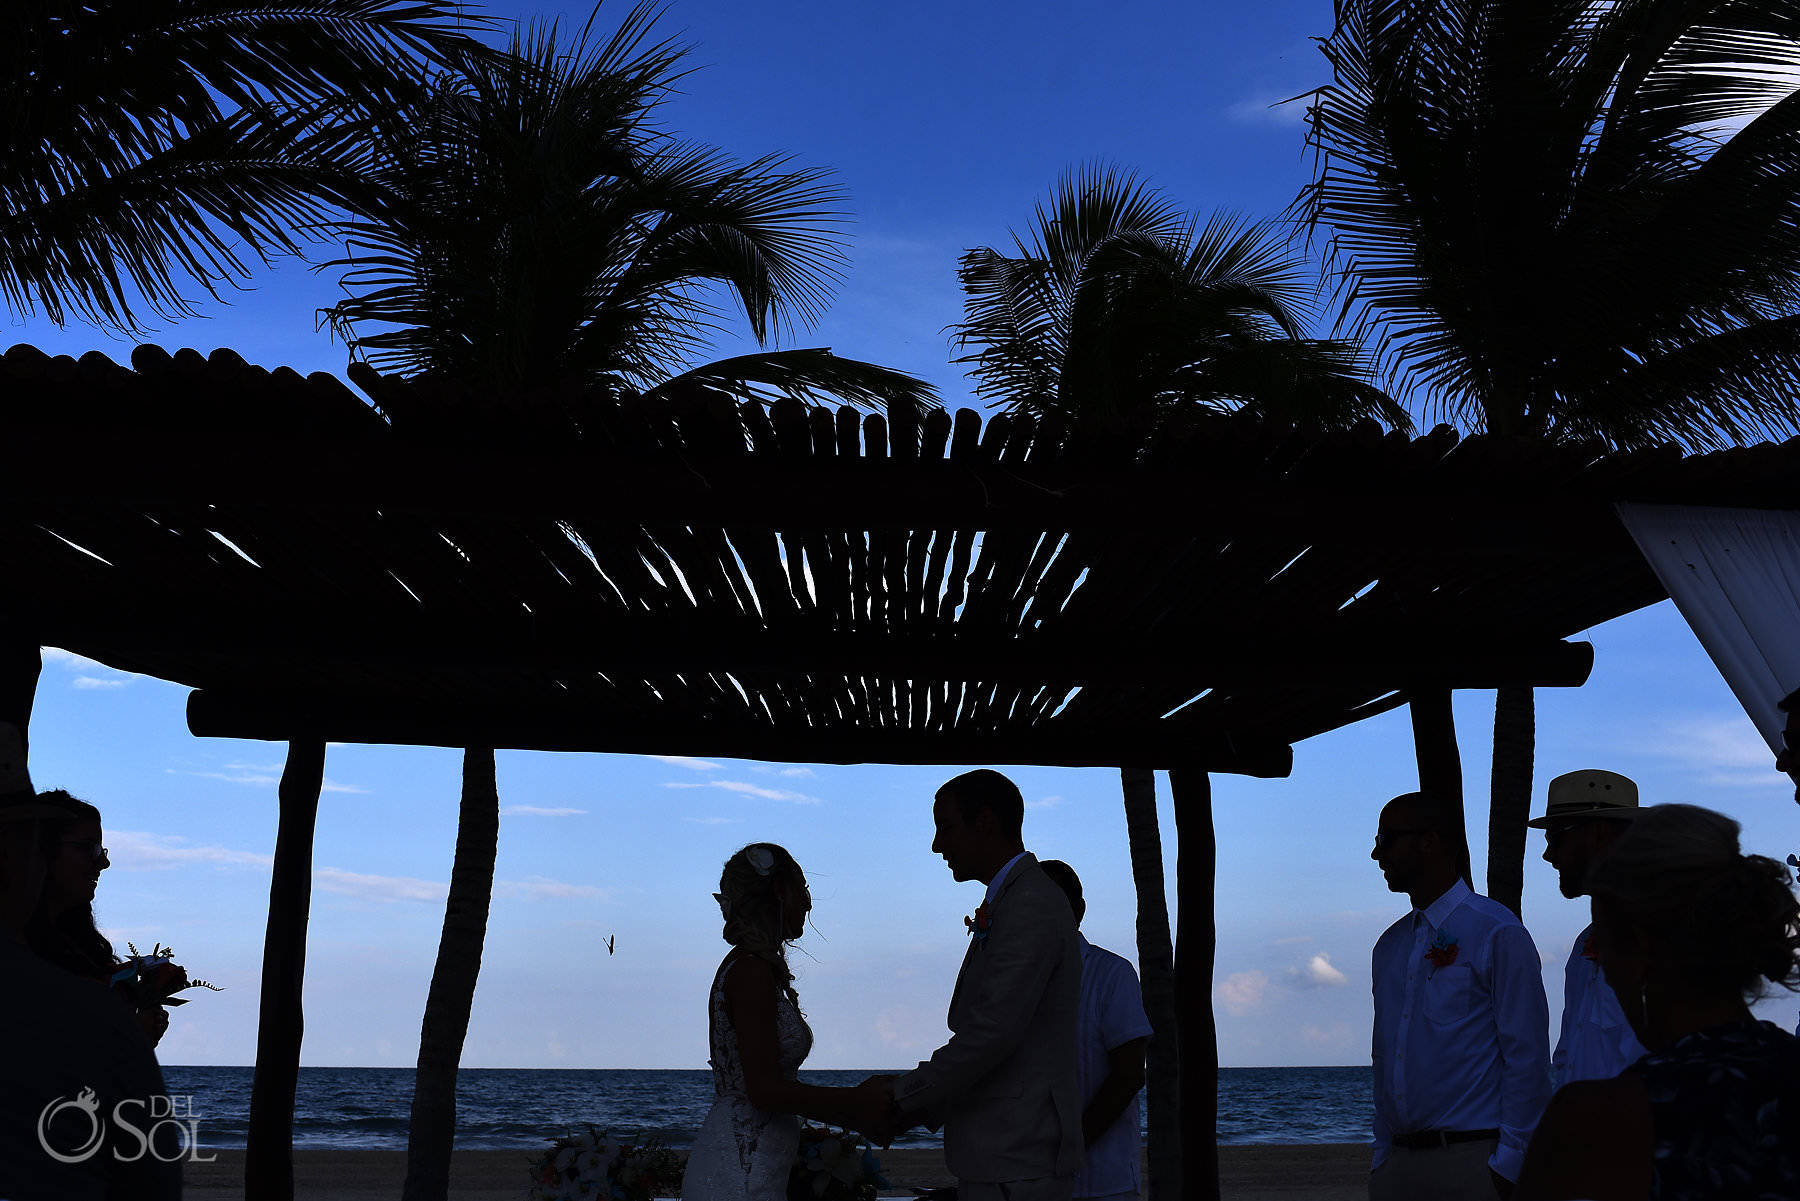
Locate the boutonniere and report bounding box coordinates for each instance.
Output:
[1581,934,1598,961]
[1424,930,1459,971]
[964,902,992,943]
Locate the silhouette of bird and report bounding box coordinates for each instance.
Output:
[606,935,616,956]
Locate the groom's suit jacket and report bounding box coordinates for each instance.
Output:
[893,853,1083,1184]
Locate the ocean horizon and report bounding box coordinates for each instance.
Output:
[160,1065,1376,1151]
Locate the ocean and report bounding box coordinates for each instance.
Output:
[160,1065,1373,1152]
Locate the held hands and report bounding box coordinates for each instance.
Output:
[850,1074,904,1148]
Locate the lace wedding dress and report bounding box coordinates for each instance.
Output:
[683,955,814,1201]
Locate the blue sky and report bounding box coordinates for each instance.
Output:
[13,0,1800,1070]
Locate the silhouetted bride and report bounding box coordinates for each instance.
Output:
[682,844,891,1201]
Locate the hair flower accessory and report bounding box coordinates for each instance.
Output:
[1424,929,1459,970]
[747,846,775,876]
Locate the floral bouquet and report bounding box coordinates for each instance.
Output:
[111,942,223,1007]
[787,1124,889,1201]
[524,1126,684,1201]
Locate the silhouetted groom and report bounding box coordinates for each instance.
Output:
[885,769,1084,1201]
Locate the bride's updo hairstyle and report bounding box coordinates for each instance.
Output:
[715,843,806,1001]
[1586,803,1800,999]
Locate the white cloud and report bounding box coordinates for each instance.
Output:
[226,762,284,773]
[649,755,721,771]
[1301,953,1349,988]
[663,779,822,804]
[684,816,742,825]
[779,767,816,779]
[44,648,138,689]
[495,876,613,901]
[1025,794,1062,809]
[314,867,446,903]
[1226,92,1310,126]
[1622,713,1786,791]
[320,778,368,795]
[108,830,273,871]
[168,768,365,793]
[1300,1022,1357,1049]
[1215,971,1269,1017]
[501,805,587,817]
[73,676,132,689]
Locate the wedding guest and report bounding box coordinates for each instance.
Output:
[881,768,1084,1201]
[1369,791,1551,1201]
[0,724,180,1201]
[1774,686,1800,804]
[1527,770,1645,1087]
[683,843,894,1201]
[27,789,170,1047]
[1040,859,1153,1201]
[1514,804,1800,1201]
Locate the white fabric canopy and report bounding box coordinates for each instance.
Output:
[1615,502,1800,751]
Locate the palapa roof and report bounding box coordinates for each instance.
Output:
[5,341,1796,772]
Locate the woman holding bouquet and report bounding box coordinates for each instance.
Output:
[27,790,170,1046]
[684,843,894,1201]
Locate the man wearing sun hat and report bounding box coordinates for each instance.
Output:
[1528,769,1647,1088]
[0,722,181,1201]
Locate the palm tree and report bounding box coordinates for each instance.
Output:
[319,5,936,412]
[955,167,1401,1201]
[2,0,480,333]
[317,9,934,1198]
[950,164,1410,432]
[1297,0,1800,916]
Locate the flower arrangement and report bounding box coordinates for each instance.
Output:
[524,1127,683,1201]
[787,1123,889,1201]
[964,902,992,943]
[1423,930,1459,970]
[112,942,223,1007]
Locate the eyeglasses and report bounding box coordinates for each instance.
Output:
[1372,829,1432,854]
[1542,823,1587,850]
[60,839,108,862]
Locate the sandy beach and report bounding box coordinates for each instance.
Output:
[182,1145,1367,1201]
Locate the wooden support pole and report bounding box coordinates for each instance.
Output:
[1121,768,1179,1201]
[0,641,41,750]
[1409,687,1470,886]
[1486,687,1535,918]
[1168,768,1218,1201]
[246,739,325,1201]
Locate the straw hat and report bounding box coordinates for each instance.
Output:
[1526,769,1640,828]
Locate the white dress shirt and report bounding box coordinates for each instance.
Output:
[1370,879,1551,1182]
[1552,922,1646,1087]
[1072,935,1155,1200]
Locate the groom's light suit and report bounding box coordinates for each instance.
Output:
[894,853,1084,1191]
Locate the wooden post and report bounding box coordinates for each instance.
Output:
[1121,768,1179,1201]
[246,739,326,1201]
[1409,686,1470,886]
[1486,686,1535,917]
[0,642,41,750]
[1167,768,1218,1201]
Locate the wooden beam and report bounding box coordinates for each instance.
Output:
[18,601,1599,692]
[0,429,1639,547]
[245,739,325,1201]
[1122,769,1180,1201]
[1409,687,1471,886]
[186,691,1295,776]
[1169,768,1218,1201]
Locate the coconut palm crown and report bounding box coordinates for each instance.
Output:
[3,0,481,332]
[950,164,1409,433]
[319,3,936,413]
[1297,0,1800,451]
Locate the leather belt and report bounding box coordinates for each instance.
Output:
[1391,1128,1500,1150]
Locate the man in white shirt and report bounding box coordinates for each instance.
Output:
[1368,791,1550,1201]
[1039,859,1154,1201]
[1526,769,1646,1087]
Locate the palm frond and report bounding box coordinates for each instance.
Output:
[640,349,940,413]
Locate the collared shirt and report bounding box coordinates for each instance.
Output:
[1073,935,1155,1200]
[984,850,1030,908]
[1553,922,1646,1087]
[1370,879,1551,1183]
